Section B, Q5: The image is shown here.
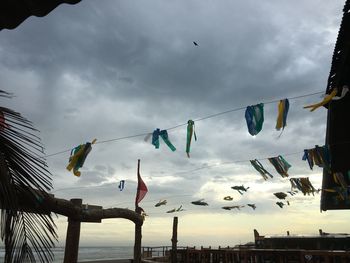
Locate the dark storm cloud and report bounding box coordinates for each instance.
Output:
[0,0,344,222]
[1,1,340,108]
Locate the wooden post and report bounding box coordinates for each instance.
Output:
[134,159,142,263]
[171,216,178,263]
[63,198,82,263]
[134,222,142,263]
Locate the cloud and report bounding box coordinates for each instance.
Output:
[0,0,346,247]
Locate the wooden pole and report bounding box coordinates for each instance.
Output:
[134,159,142,263]
[171,216,178,263]
[134,222,142,263]
[63,198,82,263]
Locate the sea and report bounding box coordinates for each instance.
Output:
[0,246,134,262]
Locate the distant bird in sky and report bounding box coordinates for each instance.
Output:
[223,196,233,201]
[191,199,208,206]
[166,205,184,213]
[155,199,167,207]
[276,202,285,208]
[247,204,256,210]
[231,185,250,195]
[193,41,199,46]
[274,192,287,200]
[222,205,245,211]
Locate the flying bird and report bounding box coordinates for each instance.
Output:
[222,205,245,211]
[193,41,199,46]
[231,185,250,195]
[166,208,176,213]
[223,196,233,201]
[191,199,208,206]
[276,202,285,208]
[176,205,184,212]
[247,204,256,210]
[274,192,288,200]
[155,200,167,207]
[166,205,184,213]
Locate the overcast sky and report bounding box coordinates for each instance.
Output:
[1,0,349,248]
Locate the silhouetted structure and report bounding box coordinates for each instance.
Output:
[321,0,350,210]
[254,229,350,250]
[0,0,81,30]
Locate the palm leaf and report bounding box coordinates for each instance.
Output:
[0,90,57,262]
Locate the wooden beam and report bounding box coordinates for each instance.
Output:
[81,207,143,224]
[6,190,144,225]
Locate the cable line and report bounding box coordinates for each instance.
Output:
[43,90,324,158]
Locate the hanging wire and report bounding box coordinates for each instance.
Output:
[50,143,329,194]
[43,90,324,158]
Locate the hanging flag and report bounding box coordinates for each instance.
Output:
[186,120,197,158]
[290,177,317,196]
[66,138,97,177]
[135,159,148,208]
[332,86,349,101]
[151,128,176,151]
[245,103,264,136]
[333,172,348,189]
[152,129,160,149]
[302,145,330,170]
[302,149,314,170]
[118,180,125,191]
[304,88,338,111]
[250,159,273,180]
[268,155,291,178]
[324,171,350,202]
[276,99,289,131]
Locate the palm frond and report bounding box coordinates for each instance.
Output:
[0,91,57,263]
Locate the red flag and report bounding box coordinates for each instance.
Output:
[135,159,148,207]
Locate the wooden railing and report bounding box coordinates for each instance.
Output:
[174,247,350,263]
[142,246,190,258]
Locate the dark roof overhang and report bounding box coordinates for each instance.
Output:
[0,0,81,30]
[321,0,350,211]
